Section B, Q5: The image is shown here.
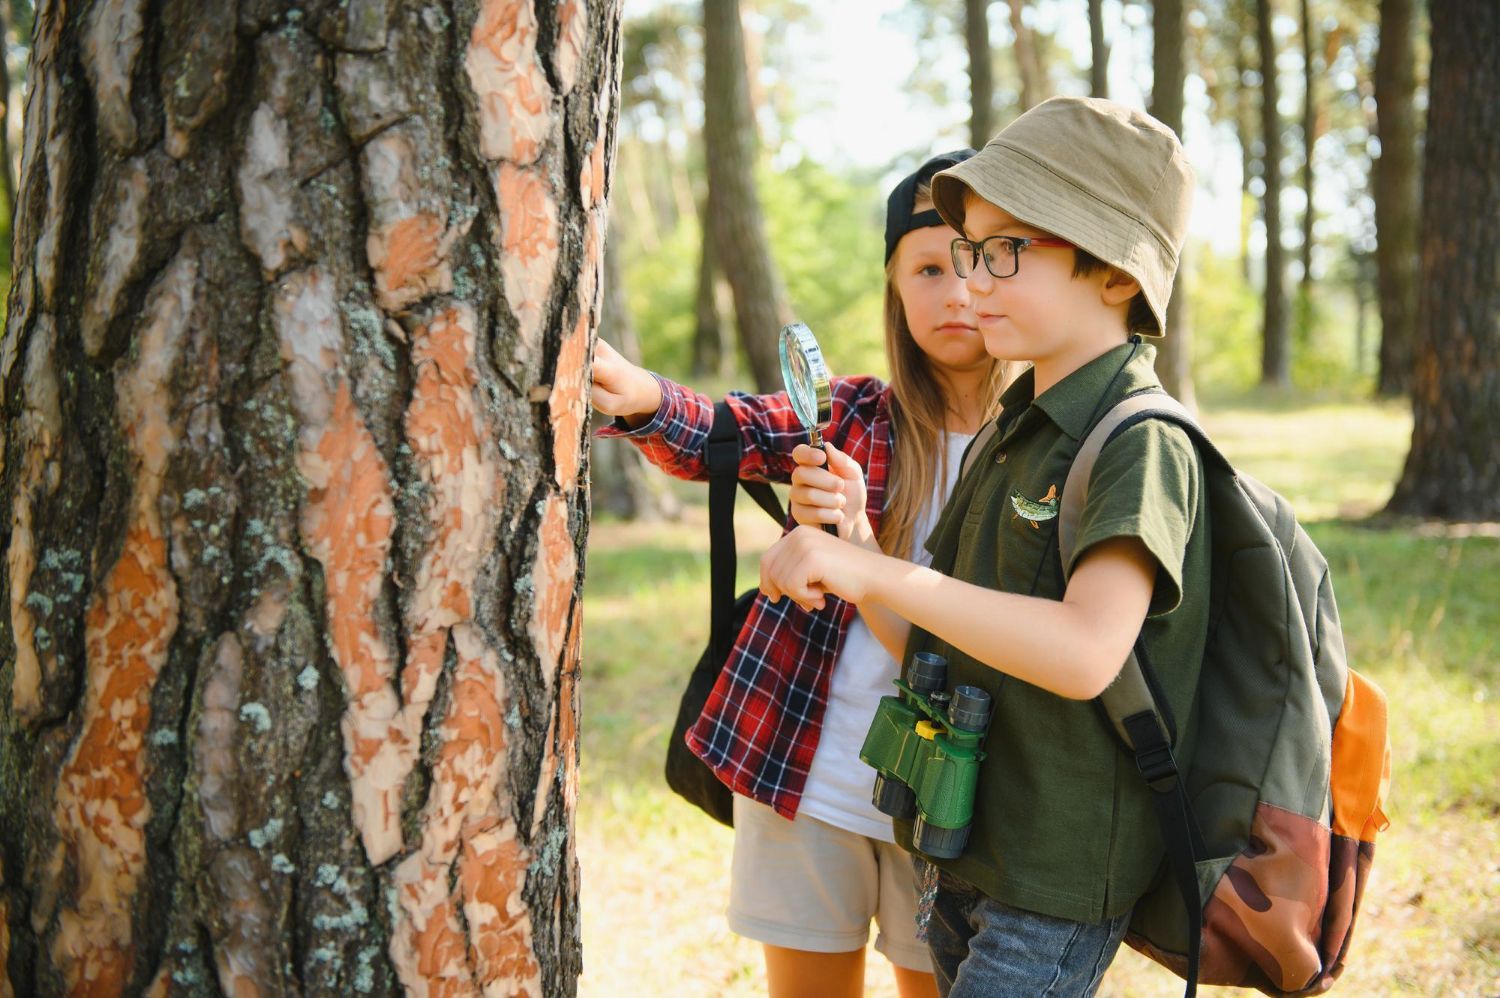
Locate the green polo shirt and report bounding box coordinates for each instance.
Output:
[897,340,1210,922]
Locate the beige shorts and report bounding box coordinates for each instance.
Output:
[727,794,932,972]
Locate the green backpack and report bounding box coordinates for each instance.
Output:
[967,391,1392,996]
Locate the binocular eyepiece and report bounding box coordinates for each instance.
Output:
[859,653,992,859]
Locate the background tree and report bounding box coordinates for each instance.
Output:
[1151,0,1197,410]
[1297,0,1317,344]
[1008,0,1047,111]
[0,0,618,990]
[1258,0,1292,385]
[1372,0,1420,396]
[1089,0,1110,97]
[691,191,735,378]
[1386,0,1499,520]
[966,0,995,146]
[594,223,682,521]
[703,0,794,392]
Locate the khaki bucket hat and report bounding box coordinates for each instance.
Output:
[930,96,1193,336]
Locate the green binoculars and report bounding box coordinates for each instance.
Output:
[859,652,992,859]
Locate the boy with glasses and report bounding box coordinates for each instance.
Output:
[759,96,1209,995]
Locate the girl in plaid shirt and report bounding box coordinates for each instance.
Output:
[592,151,1007,997]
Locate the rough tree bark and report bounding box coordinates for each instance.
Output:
[1151,0,1196,412]
[1089,0,1110,98]
[1257,0,1291,386]
[1373,0,1420,397]
[0,0,621,993]
[1386,0,1500,520]
[702,0,791,394]
[965,0,995,148]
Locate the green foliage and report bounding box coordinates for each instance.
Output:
[620,155,890,385]
[1185,246,1264,394]
[760,159,887,378]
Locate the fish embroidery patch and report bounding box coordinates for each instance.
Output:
[1010,484,1059,529]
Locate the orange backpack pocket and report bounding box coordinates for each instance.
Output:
[1330,669,1391,843]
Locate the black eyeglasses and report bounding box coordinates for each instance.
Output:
[950,234,1074,279]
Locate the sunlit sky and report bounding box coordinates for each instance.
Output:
[699,0,1366,265]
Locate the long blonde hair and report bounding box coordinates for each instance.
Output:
[879,196,1009,561]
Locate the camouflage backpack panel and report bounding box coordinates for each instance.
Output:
[1061,395,1390,996]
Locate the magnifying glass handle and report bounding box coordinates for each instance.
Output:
[807,429,840,538]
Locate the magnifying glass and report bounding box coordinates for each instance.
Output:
[778,322,838,536]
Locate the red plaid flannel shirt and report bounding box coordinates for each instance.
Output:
[598,373,892,818]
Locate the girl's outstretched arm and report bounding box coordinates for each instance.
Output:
[590,338,663,426]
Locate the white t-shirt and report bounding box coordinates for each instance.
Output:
[798,430,975,841]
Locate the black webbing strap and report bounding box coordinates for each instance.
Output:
[707,402,785,664]
[1121,706,1203,998]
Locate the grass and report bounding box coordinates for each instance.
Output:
[576,392,1500,997]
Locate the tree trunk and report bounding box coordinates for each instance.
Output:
[966,0,995,147]
[0,0,621,992]
[1237,25,1255,283]
[1386,0,1500,520]
[1008,0,1046,112]
[594,221,679,522]
[1151,0,1196,411]
[1089,0,1110,98]
[1372,0,1420,397]
[1258,0,1291,386]
[691,193,734,379]
[0,0,14,226]
[702,0,792,394]
[1299,0,1315,285]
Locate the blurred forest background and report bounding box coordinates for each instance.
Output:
[580,0,1498,994]
[0,0,1490,993]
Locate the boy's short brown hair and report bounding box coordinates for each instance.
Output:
[932,97,1194,337]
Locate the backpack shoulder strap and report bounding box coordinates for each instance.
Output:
[959,415,1001,482]
[706,402,787,663]
[1057,390,1214,998]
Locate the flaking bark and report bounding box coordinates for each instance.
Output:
[0,0,620,993]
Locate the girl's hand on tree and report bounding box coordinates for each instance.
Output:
[789,442,871,544]
[760,525,880,612]
[590,338,662,422]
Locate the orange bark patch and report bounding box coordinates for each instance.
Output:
[391,633,539,995]
[579,92,611,213]
[298,383,410,862]
[462,823,541,993]
[466,0,554,165]
[303,383,397,700]
[529,492,576,683]
[495,163,558,350]
[51,516,177,993]
[407,306,497,638]
[373,213,444,309]
[553,0,587,96]
[549,311,589,492]
[49,250,193,994]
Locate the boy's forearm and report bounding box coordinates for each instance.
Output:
[847,514,912,660]
[861,554,1145,700]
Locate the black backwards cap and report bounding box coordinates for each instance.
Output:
[883,148,978,263]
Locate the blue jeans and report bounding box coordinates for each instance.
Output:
[925,869,1130,997]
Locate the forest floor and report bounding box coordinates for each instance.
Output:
[575,389,1500,997]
